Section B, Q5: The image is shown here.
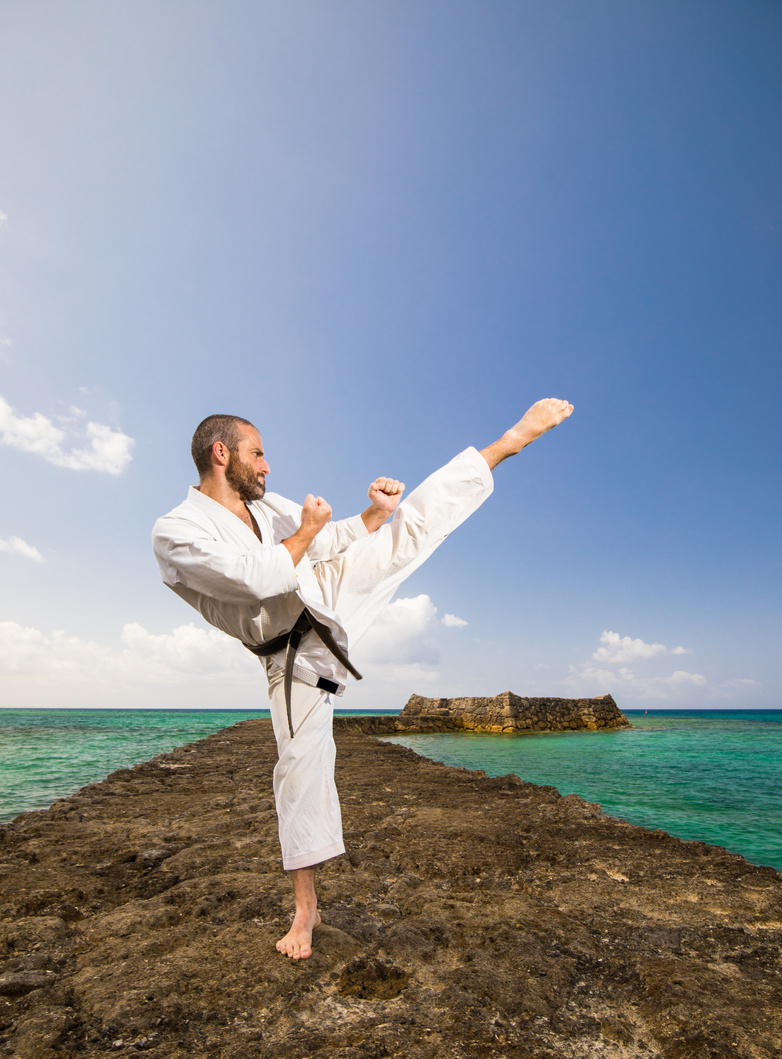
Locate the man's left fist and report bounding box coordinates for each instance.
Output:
[367,477,405,515]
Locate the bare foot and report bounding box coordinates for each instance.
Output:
[276,909,321,960]
[481,398,574,469]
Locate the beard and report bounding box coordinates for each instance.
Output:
[225,451,266,502]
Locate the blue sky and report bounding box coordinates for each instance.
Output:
[1,0,780,710]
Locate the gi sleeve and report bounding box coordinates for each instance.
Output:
[306,513,369,562]
[152,518,298,605]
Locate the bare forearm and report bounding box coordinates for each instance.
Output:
[282,529,319,567]
[361,506,391,534]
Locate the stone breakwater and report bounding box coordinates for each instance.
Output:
[334,691,630,735]
[1,719,781,1059]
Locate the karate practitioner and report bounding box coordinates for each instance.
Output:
[152,398,573,959]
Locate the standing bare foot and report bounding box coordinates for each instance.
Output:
[480,398,574,469]
[275,908,321,960]
[276,866,321,959]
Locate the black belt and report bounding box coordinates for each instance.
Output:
[243,609,362,738]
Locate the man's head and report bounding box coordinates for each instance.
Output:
[191,414,269,501]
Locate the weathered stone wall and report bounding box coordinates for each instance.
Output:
[334,692,629,734]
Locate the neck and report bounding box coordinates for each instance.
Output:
[196,476,247,519]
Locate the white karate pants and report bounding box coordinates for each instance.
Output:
[269,446,494,870]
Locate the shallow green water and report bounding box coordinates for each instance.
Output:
[384,710,782,871]
[0,709,267,822]
[0,707,393,824]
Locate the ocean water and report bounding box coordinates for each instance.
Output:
[1,708,781,873]
[0,709,269,823]
[384,710,782,871]
[0,707,391,824]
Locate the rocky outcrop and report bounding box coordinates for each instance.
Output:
[1,718,780,1059]
[335,691,629,734]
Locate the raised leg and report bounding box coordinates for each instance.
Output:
[480,397,573,470]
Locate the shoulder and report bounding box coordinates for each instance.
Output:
[152,491,216,543]
[251,492,300,517]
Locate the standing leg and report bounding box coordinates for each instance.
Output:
[269,681,343,959]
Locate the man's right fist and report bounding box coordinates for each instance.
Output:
[300,494,332,535]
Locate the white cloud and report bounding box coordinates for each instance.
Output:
[0,395,134,474]
[0,211,7,227]
[0,536,44,562]
[0,621,258,687]
[592,630,692,664]
[352,595,470,667]
[593,630,668,664]
[353,594,441,666]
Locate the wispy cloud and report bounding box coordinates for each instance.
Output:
[0,395,134,474]
[442,612,468,628]
[593,629,690,665]
[567,661,707,700]
[0,536,44,562]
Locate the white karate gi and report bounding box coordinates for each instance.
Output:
[152,446,493,869]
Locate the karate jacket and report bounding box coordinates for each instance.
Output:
[152,487,369,690]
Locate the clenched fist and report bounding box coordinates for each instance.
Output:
[300,493,332,535]
[367,477,405,517]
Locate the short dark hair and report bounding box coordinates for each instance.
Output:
[191,414,256,478]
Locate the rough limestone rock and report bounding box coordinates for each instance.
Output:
[0,718,780,1059]
[334,691,630,734]
[398,691,629,732]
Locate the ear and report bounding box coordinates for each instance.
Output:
[211,440,231,468]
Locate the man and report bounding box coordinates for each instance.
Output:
[152,398,573,959]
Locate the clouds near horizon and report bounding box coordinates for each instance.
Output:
[0,595,471,708]
[0,620,258,702]
[566,630,734,702]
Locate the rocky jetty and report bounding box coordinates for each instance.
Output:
[1,718,780,1059]
[335,691,629,734]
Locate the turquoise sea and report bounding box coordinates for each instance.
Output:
[1,708,781,872]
